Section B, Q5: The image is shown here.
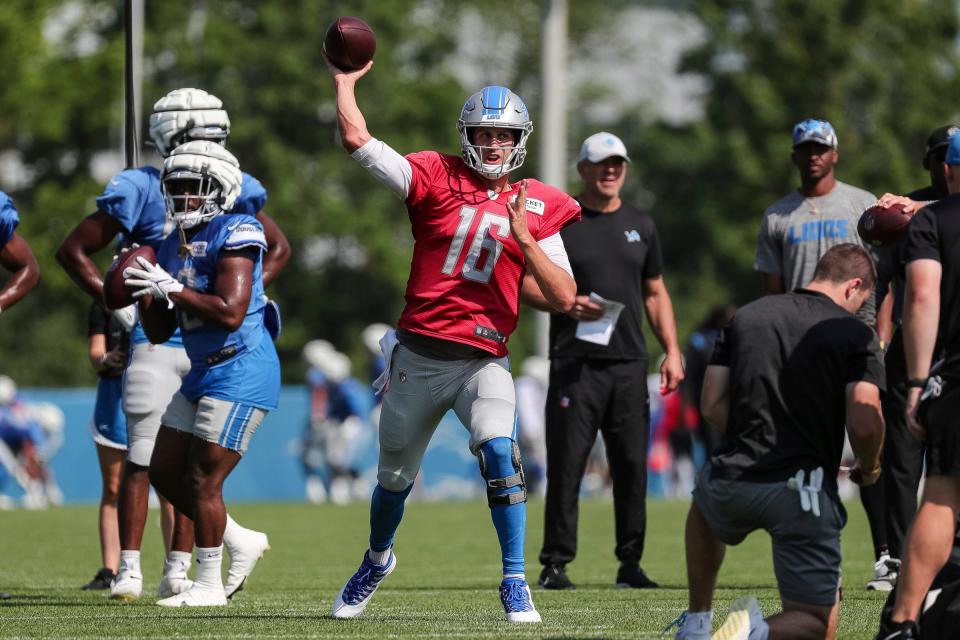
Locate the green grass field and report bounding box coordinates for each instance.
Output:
[0,498,886,638]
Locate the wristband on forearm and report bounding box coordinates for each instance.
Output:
[907,378,928,389]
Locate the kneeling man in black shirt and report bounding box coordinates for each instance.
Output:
[671,244,885,640]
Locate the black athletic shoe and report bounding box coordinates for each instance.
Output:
[875,619,919,640]
[537,564,575,590]
[81,568,115,591]
[615,564,659,589]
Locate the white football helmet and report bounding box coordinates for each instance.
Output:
[0,374,15,405]
[457,86,533,179]
[149,88,231,157]
[161,141,242,229]
[361,322,391,356]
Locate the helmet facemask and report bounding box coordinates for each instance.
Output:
[457,86,533,180]
[162,172,226,230]
[458,126,531,180]
[160,140,242,229]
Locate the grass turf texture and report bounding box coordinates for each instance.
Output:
[1,499,884,638]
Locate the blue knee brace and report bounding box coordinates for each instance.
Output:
[477,437,526,507]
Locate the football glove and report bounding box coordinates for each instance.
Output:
[111,304,138,331]
[123,256,184,308]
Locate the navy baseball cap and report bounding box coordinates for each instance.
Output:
[792,119,838,149]
[944,132,960,165]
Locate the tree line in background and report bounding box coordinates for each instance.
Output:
[0,0,958,385]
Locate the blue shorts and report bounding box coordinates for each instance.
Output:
[90,376,127,450]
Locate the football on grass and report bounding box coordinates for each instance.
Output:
[857,203,912,247]
[323,16,376,71]
[103,245,156,310]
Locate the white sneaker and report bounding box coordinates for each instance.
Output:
[332,551,396,619]
[867,554,900,592]
[109,568,143,601]
[666,611,711,640]
[712,610,749,640]
[157,568,194,598]
[499,577,541,623]
[713,596,766,640]
[156,584,227,607]
[224,529,270,599]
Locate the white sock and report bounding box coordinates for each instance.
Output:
[194,546,224,591]
[164,550,192,575]
[368,548,391,565]
[753,618,770,640]
[503,573,525,581]
[685,611,712,632]
[119,550,141,574]
[223,514,243,548]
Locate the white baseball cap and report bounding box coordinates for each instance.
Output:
[578,132,631,164]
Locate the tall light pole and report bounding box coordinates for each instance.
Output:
[124,0,144,169]
[537,0,568,356]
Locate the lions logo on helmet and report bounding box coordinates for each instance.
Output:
[457,86,533,180]
[161,141,243,229]
[149,88,231,157]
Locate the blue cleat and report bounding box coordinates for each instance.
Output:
[499,577,541,623]
[332,551,396,619]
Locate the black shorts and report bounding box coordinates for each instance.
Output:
[924,378,960,477]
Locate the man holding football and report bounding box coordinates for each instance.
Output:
[324,56,580,623]
[124,141,280,607]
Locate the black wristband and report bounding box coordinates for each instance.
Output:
[907,378,928,389]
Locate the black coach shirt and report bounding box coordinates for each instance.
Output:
[709,289,885,490]
[549,202,664,360]
[904,194,960,375]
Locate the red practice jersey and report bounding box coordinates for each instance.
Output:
[398,151,581,356]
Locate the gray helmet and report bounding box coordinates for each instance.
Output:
[456,86,533,179]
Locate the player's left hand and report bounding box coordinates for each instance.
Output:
[507,180,534,247]
[123,256,184,309]
[905,387,925,442]
[660,350,684,394]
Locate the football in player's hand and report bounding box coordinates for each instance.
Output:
[103,245,156,310]
[857,203,912,247]
[323,16,376,71]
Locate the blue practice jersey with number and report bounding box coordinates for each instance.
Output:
[156,214,279,410]
[96,167,268,345]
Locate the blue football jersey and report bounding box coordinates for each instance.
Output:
[0,191,20,250]
[157,214,279,409]
[96,167,267,345]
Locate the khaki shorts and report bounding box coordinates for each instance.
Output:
[162,392,266,454]
[376,345,516,491]
[122,342,190,466]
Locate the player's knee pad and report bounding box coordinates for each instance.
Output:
[377,467,415,493]
[477,437,526,508]
[126,435,156,467]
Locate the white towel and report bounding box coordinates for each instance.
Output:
[372,329,399,396]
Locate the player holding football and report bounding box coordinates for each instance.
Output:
[324,57,580,623]
[0,192,40,314]
[124,141,280,607]
[56,89,288,601]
